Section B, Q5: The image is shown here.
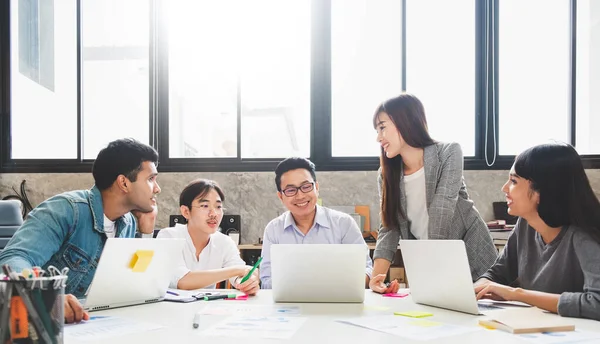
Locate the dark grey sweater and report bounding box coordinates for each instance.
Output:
[481,218,600,321]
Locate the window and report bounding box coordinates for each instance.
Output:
[331,0,402,157]
[10,0,77,159]
[81,0,150,159]
[405,0,476,157]
[576,0,600,154]
[498,0,570,156]
[2,1,600,172]
[167,1,310,159]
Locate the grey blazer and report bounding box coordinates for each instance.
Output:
[374,142,498,280]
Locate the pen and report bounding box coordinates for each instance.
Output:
[166,290,179,296]
[203,293,237,301]
[192,312,201,329]
[240,256,263,284]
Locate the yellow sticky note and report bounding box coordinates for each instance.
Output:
[129,250,154,272]
[409,319,441,328]
[394,311,433,318]
[479,322,497,330]
[317,198,323,206]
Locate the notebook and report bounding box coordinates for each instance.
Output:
[479,308,575,334]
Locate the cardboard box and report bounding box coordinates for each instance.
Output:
[389,267,405,284]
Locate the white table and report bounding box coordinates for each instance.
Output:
[66,289,600,343]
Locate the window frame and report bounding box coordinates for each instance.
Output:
[1,0,599,174]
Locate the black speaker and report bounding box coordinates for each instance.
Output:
[220,214,241,236]
[492,202,518,225]
[169,215,187,227]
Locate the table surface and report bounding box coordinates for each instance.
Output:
[66,289,600,344]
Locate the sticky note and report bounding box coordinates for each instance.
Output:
[129,250,154,272]
[225,295,248,301]
[317,198,323,206]
[394,311,433,318]
[383,293,409,298]
[479,323,497,330]
[409,319,441,327]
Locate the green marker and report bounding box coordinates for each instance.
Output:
[240,256,263,284]
[203,293,237,301]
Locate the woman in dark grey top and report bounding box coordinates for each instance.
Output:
[475,143,600,321]
[370,94,497,293]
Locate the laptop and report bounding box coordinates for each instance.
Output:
[399,240,501,315]
[271,244,366,303]
[81,238,185,311]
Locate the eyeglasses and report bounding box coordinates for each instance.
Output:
[190,205,226,215]
[281,182,315,197]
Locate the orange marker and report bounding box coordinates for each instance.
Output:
[10,296,29,339]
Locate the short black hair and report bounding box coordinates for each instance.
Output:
[180,179,225,209]
[92,138,159,190]
[274,157,317,192]
[514,142,600,243]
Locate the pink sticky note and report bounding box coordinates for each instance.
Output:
[225,294,248,301]
[383,293,409,298]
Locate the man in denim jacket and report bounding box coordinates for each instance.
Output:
[0,138,160,323]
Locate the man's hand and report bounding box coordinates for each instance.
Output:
[474,281,517,302]
[234,266,259,295]
[132,205,158,234]
[64,294,89,324]
[369,273,400,294]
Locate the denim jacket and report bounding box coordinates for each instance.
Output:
[0,186,137,297]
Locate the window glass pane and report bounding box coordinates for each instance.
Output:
[331,0,402,157]
[81,0,150,159]
[240,1,310,158]
[406,0,475,157]
[576,0,600,154]
[499,0,570,155]
[168,2,237,158]
[168,1,310,159]
[10,0,77,159]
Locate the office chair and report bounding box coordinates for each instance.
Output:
[0,200,24,250]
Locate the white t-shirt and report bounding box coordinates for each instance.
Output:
[404,167,429,240]
[103,215,116,239]
[156,224,245,288]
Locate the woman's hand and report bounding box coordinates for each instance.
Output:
[369,273,400,294]
[475,281,518,301]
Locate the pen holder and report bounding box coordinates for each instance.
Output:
[0,275,68,344]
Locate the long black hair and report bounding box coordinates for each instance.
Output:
[373,94,436,230]
[514,142,600,243]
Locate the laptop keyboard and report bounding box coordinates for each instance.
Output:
[478,303,502,311]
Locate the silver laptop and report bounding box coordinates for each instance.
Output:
[399,240,500,315]
[81,238,184,311]
[271,244,366,303]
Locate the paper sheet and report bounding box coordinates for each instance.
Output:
[514,330,600,344]
[202,316,307,339]
[338,315,479,341]
[198,304,300,316]
[64,316,163,341]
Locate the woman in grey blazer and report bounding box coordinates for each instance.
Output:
[370,94,497,294]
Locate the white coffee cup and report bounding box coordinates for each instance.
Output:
[229,233,240,245]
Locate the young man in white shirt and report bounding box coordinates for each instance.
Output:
[157,179,259,295]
